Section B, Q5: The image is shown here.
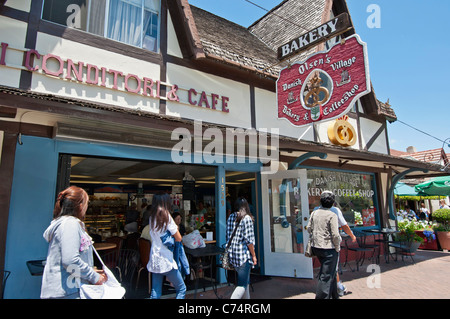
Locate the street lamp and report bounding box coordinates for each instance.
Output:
[443,138,450,149]
[441,138,450,172]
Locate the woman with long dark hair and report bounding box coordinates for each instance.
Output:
[226,197,257,299]
[147,193,186,299]
[41,186,106,299]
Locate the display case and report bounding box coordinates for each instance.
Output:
[85,194,127,238]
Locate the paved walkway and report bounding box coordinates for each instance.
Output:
[186,250,450,299]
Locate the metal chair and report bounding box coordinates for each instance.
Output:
[1,270,11,299]
[388,232,419,264]
[102,249,140,294]
[136,238,152,294]
[344,229,377,271]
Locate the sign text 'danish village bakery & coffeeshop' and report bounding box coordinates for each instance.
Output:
[277,34,370,127]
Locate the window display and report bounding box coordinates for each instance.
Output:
[307,169,378,227]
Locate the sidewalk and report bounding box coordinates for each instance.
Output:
[186,250,450,299]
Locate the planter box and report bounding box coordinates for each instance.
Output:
[415,230,438,250]
[436,231,450,252]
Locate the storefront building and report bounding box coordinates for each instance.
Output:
[0,0,447,298]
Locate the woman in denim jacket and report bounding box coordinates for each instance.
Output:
[147,193,186,299]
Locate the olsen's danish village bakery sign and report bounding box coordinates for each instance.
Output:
[277,34,370,126]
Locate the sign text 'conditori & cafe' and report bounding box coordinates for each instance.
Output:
[276,34,370,127]
[0,42,230,113]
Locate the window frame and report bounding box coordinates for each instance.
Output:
[303,166,381,229]
[40,0,161,53]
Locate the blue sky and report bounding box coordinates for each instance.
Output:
[188,0,450,153]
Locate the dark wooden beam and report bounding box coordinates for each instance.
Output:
[0,106,16,118]
[0,132,17,272]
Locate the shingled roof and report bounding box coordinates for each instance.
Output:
[190,5,280,76]
[188,0,400,123]
[376,98,397,122]
[249,0,330,63]
[391,148,449,166]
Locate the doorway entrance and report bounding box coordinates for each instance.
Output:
[261,169,313,278]
[56,154,257,248]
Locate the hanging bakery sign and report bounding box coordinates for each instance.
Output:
[277,13,350,61]
[276,34,370,127]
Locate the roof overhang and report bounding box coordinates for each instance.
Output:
[0,86,447,179]
[279,137,449,178]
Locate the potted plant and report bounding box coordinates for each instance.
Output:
[394,219,425,254]
[433,208,450,251]
[411,220,438,250]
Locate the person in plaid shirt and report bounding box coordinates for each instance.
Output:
[226,197,257,299]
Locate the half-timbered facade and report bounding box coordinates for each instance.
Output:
[0,0,447,298]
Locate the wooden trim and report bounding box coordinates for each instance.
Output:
[250,85,256,129]
[166,55,276,92]
[0,120,53,138]
[0,106,17,118]
[159,0,168,115]
[279,137,442,172]
[19,0,42,90]
[166,0,205,59]
[37,20,163,65]
[0,5,29,22]
[0,132,17,271]
[364,124,385,151]
[285,156,389,174]
[375,172,387,227]
[0,90,194,133]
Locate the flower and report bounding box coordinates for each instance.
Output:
[193,215,205,230]
[80,233,93,252]
[353,211,363,226]
[423,230,436,241]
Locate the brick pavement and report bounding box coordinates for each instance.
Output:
[187,250,450,299]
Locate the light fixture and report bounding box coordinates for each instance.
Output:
[118,177,180,182]
[200,171,247,180]
[70,180,130,185]
[236,178,256,182]
[70,175,95,179]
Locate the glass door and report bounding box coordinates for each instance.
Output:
[261,169,313,278]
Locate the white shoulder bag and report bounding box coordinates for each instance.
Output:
[80,247,126,299]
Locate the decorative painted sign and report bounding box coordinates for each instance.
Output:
[277,13,351,61]
[276,34,370,127]
[362,208,376,226]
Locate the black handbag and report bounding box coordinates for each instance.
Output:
[305,211,315,258]
[220,219,241,270]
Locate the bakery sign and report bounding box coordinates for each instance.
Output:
[276,34,370,127]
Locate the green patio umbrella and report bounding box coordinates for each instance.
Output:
[415,176,450,196]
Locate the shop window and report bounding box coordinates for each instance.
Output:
[42,0,160,52]
[307,169,378,228]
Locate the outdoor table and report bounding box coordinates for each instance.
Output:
[26,260,46,276]
[184,244,224,299]
[363,228,399,263]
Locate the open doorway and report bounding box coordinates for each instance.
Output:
[56,154,256,244]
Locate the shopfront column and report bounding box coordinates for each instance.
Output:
[215,165,226,283]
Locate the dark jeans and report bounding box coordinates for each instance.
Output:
[312,247,339,299]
